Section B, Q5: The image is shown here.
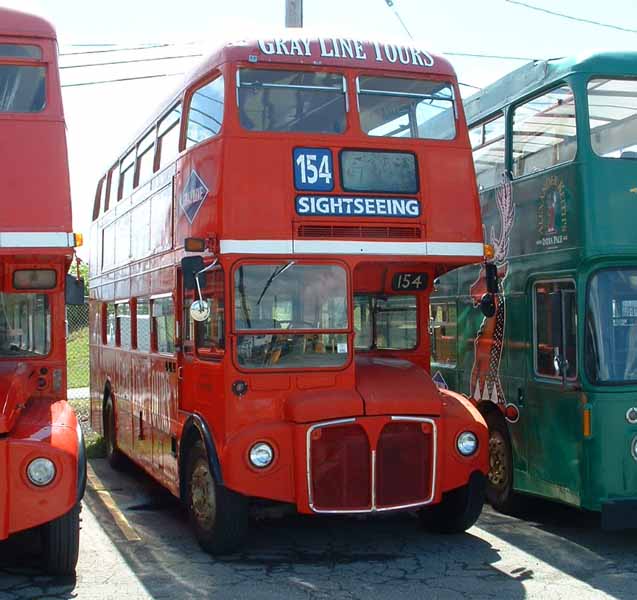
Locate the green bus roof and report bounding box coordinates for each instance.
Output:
[464,51,637,125]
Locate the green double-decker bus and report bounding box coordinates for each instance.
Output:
[430,52,637,528]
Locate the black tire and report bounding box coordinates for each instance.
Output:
[185,440,248,554]
[418,472,486,534]
[104,396,126,470]
[41,503,81,576]
[485,411,522,514]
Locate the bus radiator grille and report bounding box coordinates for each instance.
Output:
[375,422,432,508]
[310,423,371,511]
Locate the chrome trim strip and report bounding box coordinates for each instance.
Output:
[220,239,484,257]
[0,232,75,248]
[307,415,437,514]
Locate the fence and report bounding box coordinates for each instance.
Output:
[66,302,89,395]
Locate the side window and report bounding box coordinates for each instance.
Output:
[470,114,505,190]
[429,302,457,365]
[106,166,119,211]
[158,104,182,169]
[136,129,156,186]
[186,75,224,148]
[136,299,151,352]
[105,304,116,345]
[196,268,225,356]
[116,303,131,349]
[153,297,175,354]
[534,280,577,379]
[120,150,136,199]
[512,85,577,178]
[93,176,106,220]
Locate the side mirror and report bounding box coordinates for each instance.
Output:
[190,299,211,322]
[479,293,496,318]
[65,274,85,305]
[182,256,204,291]
[485,262,499,295]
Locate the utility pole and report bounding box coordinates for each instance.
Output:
[285,0,303,28]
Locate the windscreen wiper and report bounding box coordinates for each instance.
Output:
[256,261,295,306]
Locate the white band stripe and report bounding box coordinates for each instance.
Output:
[0,232,76,248]
[219,239,483,257]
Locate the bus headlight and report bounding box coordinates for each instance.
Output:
[631,436,637,462]
[249,442,274,468]
[27,458,56,486]
[456,432,478,456]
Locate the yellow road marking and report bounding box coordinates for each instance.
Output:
[87,463,141,542]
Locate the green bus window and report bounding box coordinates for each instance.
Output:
[588,79,637,159]
[533,281,577,380]
[152,297,175,354]
[470,114,505,190]
[512,86,577,178]
[586,269,637,384]
[186,75,224,148]
[430,302,457,365]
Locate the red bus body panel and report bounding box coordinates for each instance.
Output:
[89,38,487,516]
[0,8,81,541]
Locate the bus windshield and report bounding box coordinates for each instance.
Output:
[354,294,417,350]
[0,293,50,357]
[588,78,637,158]
[237,68,346,134]
[586,269,637,384]
[234,263,348,369]
[357,76,456,139]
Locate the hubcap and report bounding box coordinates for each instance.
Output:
[488,431,509,490]
[190,459,216,529]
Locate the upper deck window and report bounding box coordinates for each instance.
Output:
[237,69,346,134]
[158,104,182,169]
[588,79,637,159]
[0,45,42,59]
[357,76,456,139]
[0,65,45,112]
[470,114,505,190]
[512,85,577,178]
[186,75,224,147]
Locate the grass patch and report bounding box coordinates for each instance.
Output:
[67,326,89,388]
[85,434,106,459]
[68,397,106,459]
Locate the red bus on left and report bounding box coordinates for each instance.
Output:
[0,7,86,575]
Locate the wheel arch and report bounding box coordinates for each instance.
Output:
[179,414,224,501]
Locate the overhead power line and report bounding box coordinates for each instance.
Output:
[383,0,414,39]
[59,41,199,57]
[505,0,637,34]
[444,51,535,61]
[61,72,184,88]
[60,53,202,70]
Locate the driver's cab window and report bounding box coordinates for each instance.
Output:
[184,267,225,358]
[354,294,417,350]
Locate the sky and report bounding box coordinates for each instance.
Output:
[5,0,637,259]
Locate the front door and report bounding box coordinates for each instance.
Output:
[525,278,582,505]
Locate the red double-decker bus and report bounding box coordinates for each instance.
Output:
[0,8,85,575]
[90,37,489,553]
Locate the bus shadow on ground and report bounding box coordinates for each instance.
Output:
[477,496,637,600]
[77,458,527,600]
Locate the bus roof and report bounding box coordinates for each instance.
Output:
[465,51,637,125]
[0,7,56,39]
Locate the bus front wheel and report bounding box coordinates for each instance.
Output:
[485,412,520,514]
[418,472,485,533]
[185,440,248,554]
[41,503,81,575]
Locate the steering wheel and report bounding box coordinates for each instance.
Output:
[277,320,315,329]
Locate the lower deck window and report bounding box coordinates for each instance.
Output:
[0,293,50,357]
